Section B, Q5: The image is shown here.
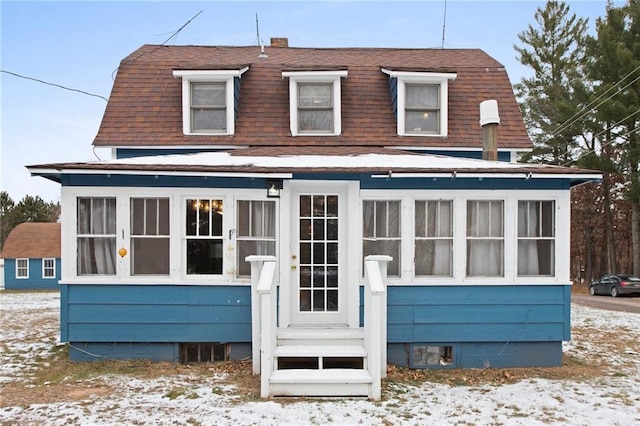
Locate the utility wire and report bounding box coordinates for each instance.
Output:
[1,69,108,102]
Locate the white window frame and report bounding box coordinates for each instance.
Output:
[16,258,28,279]
[282,71,348,136]
[173,68,248,136]
[381,69,456,137]
[61,186,277,285]
[42,258,56,279]
[360,189,569,285]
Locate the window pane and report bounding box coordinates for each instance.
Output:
[363,240,400,276]
[192,83,225,106]
[187,239,223,275]
[300,195,311,217]
[518,240,554,276]
[415,240,452,276]
[131,238,169,275]
[192,109,226,132]
[326,196,338,217]
[405,110,439,133]
[467,240,503,276]
[299,84,331,107]
[299,110,332,132]
[406,85,438,108]
[467,201,503,237]
[237,241,276,276]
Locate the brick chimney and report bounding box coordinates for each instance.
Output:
[270,37,289,48]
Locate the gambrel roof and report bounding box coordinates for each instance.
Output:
[0,222,61,259]
[94,43,532,150]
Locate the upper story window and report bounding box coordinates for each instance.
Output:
[173,68,249,136]
[282,70,348,136]
[381,69,456,137]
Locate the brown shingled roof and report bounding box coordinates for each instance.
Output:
[1,222,61,259]
[94,44,531,150]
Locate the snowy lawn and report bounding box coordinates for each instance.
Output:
[1,291,639,425]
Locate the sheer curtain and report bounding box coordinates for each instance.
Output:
[415,200,452,276]
[518,201,539,275]
[467,201,503,276]
[77,198,116,275]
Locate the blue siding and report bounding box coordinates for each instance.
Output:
[3,258,60,290]
[62,284,252,344]
[382,285,570,368]
[387,285,570,343]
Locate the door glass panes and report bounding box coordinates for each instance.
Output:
[185,199,223,275]
[299,194,338,312]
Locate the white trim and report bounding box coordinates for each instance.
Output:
[359,189,570,285]
[16,258,29,279]
[28,168,292,179]
[282,71,347,136]
[61,186,276,285]
[173,68,249,136]
[381,69,456,138]
[42,258,56,279]
[371,172,602,180]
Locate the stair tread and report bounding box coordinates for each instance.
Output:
[270,369,373,384]
[278,328,364,340]
[274,345,367,357]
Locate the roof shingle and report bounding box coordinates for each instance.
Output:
[94,44,531,150]
[1,222,61,259]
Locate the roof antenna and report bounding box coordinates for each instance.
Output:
[441,0,448,49]
[256,13,268,59]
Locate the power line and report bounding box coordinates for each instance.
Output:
[1,69,108,102]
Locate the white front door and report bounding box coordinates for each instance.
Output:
[288,181,351,326]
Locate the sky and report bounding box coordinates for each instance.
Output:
[0,0,624,203]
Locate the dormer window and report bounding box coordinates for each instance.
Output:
[173,68,248,135]
[282,70,348,136]
[382,69,456,137]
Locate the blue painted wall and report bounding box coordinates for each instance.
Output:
[61,283,569,368]
[3,258,60,290]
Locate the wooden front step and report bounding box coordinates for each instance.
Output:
[269,369,373,397]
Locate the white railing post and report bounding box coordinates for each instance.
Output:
[363,255,392,400]
[246,255,277,376]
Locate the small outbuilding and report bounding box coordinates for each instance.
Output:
[1,222,61,290]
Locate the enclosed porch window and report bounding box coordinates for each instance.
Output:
[236,200,276,277]
[362,200,401,276]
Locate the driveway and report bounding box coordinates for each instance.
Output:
[572,293,640,314]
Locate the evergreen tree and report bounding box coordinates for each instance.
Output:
[586,0,640,274]
[514,0,589,165]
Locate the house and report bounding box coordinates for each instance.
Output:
[27,39,600,399]
[1,222,61,290]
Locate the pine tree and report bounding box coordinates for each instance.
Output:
[514,0,589,165]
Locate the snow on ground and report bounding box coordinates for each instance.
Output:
[1,291,639,425]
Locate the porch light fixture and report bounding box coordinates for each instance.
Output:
[267,180,282,197]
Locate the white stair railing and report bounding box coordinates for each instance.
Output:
[363,255,392,400]
[246,255,277,394]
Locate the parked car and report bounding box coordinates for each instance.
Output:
[589,274,640,297]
